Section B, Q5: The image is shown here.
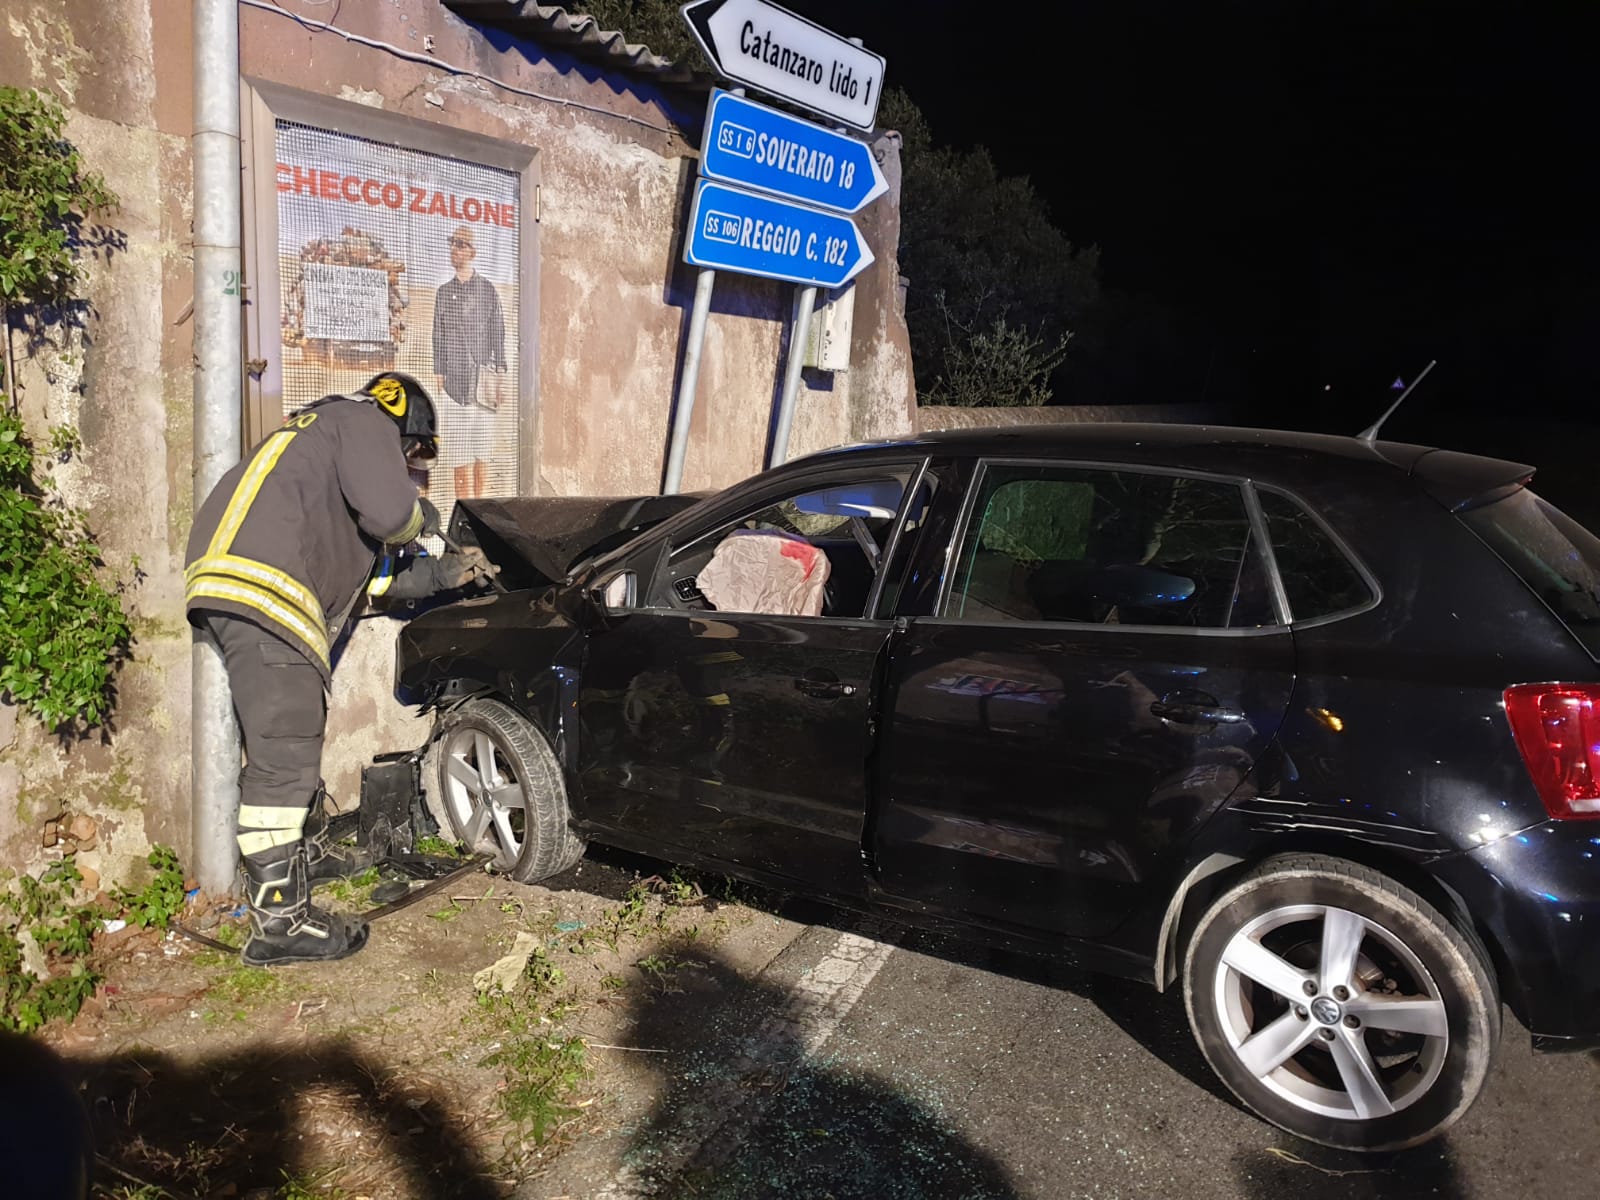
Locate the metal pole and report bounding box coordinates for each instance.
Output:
[768,284,818,467]
[663,267,716,494]
[191,0,243,896]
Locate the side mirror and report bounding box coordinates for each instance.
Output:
[577,570,635,629]
[598,571,636,610]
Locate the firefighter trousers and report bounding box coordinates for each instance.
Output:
[200,610,327,869]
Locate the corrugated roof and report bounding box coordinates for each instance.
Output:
[442,1,708,86]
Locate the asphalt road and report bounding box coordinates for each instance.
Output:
[532,854,1599,1200]
[745,929,1600,1200]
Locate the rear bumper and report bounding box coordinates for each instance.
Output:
[1431,822,1600,1047]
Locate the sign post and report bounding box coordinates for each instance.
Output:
[770,283,818,466]
[662,266,717,494]
[666,2,887,488]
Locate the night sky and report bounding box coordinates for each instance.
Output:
[783,1,1595,443]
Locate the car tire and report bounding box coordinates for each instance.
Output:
[420,698,586,882]
[1182,853,1498,1151]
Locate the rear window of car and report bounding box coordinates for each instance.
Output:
[1462,488,1600,659]
[1256,490,1375,622]
[944,464,1277,629]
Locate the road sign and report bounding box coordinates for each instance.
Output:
[684,180,873,288]
[681,0,886,132]
[702,89,886,215]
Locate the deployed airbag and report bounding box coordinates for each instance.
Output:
[698,530,831,617]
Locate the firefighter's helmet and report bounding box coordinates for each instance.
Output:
[359,371,438,462]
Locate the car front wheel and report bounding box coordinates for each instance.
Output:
[1183,854,1498,1151]
[421,698,586,882]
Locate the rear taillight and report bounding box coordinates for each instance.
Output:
[1504,683,1600,819]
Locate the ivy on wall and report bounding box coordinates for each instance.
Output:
[0,410,133,728]
[0,86,132,731]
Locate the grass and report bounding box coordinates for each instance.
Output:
[472,975,593,1152]
[212,965,290,1007]
[570,882,656,954]
[480,1030,591,1147]
[318,866,380,907]
[525,942,566,994]
[635,953,685,991]
[275,1167,350,1198]
[414,834,467,859]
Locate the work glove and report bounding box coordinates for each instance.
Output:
[438,547,498,590]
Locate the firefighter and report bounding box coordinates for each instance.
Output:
[185,371,494,966]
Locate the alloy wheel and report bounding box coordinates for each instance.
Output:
[1211,903,1450,1121]
[438,722,527,869]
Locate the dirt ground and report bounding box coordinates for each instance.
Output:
[39,852,809,1200]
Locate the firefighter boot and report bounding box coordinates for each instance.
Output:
[303,789,381,883]
[240,844,369,967]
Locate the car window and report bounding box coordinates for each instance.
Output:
[944,464,1275,629]
[1257,490,1374,622]
[646,471,914,618]
[1462,487,1600,658]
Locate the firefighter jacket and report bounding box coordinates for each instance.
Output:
[184,395,425,682]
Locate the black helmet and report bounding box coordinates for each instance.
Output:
[359,371,438,462]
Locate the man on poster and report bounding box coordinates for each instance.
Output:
[431,225,507,499]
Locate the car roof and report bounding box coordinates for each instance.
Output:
[798,423,1534,512]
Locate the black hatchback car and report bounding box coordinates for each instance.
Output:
[393,424,1600,1151]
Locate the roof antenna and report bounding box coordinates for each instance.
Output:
[1358,359,1437,443]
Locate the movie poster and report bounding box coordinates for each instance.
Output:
[275,121,520,509]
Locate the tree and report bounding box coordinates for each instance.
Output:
[921,295,1071,408]
[561,1,710,69]
[880,88,1099,406]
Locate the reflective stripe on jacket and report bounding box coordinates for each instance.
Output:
[184,395,423,680]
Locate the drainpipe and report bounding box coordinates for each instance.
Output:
[191,0,243,896]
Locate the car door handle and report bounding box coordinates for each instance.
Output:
[1150,701,1246,725]
[794,670,856,700]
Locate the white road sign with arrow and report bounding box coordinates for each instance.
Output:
[681,0,886,132]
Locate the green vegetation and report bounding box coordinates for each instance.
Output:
[275,1168,350,1199]
[319,865,381,907]
[0,87,131,730]
[115,846,186,930]
[414,833,467,859]
[0,858,98,1032]
[1,844,187,1031]
[0,407,135,727]
[475,988,591,1148]
[0,87,117,308]
[635,952,683,990]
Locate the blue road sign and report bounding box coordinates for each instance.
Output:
[685,179,873,288]
[702,89,887,215]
